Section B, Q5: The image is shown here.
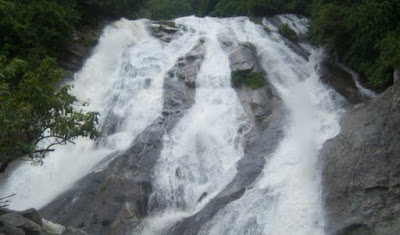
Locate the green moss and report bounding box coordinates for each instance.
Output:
[278,23,298,41]
[231,71,266,89]
[99,178,111,193]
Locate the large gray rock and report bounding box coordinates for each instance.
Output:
[267,15,310,59]
[58,24,104,80]
[175,44,205,89]
[229,43,261,73]
[319,60,365,105]
[321,72,400,234]
[40,44,205,235]
[0,209,90,235]
[0,213,42,235]
[149,21,180,43]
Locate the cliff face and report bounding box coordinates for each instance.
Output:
[321,70,400,235]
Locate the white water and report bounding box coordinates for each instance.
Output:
[196,17,343,235]
[134,18,250,234]
[134,16,344,235]
[1,15,349,235]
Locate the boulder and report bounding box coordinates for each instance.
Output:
[321,72,400,234]
[149,21,180,43]
[18,209,43,227]
[0,213,42,235]
[229,43,260,73]
[175,44,205,89]
[319,60,365,105]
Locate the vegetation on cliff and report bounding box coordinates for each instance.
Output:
[309,0,400,90]
[0,0,99,171]
[232,71,266,89]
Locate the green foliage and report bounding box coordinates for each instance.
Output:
[232,71,266,89]
[278,23,298,41]
[139,0,194,20]
[73,0,147,24]
[0,58,99,168]
[0,0,102,171]
[211,0,307,17]
[309,0,400,89]
[0,0,79,62]
[190,0,220,16]
[213,0,248,16]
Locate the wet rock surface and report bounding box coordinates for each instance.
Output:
[0,208,88,235]
[167,43,285,235]
[40,44,204,235]
[58,25,104,80]
[267,15,310,59]
[319,60,365,105]
[149,21,180,43]
[321,71,400,234]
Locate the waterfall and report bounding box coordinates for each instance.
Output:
[0,15,347,235]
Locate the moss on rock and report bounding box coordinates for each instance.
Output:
[231,71,266,89]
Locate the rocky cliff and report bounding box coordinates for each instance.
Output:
[321,70,400,235]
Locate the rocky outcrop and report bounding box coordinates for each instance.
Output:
[175,45,205,89]
[321,70,400,234]
[267,15,310,59]
[59,25,103,79]
[0,208,88,235]
[167,43,285,234]
[40,44,205,235]
[149,21,180,43]
[319,60,365,105]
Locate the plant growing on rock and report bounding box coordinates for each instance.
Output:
[231,71,266,89]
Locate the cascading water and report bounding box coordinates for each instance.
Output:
[195,17,344,235]
[0,15,353,234]
[0,18,200,210]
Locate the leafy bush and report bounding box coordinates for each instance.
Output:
[0,0,101,171]
[0,0,79,62]
[231,71,266,89]
[0,58,99,171]
[309,0,400,89]
[211,0,307,17]
[139,0,194,20]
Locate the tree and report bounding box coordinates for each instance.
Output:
[0,57,100,172]
[139,0,194,20]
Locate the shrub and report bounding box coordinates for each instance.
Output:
[231,71,266,89]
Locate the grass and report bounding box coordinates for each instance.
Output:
[231,71,266,89]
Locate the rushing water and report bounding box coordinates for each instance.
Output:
[0,15,354,234]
